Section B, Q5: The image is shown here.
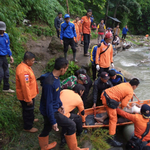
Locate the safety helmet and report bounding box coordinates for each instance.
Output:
[0,21,6,31]
[64,14,70,19]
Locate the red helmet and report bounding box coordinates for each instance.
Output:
[105,32,112,39]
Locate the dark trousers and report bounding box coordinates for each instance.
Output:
[122,34,126,39]
[56,29,60,38]
[143,146,150,150]
[61,113,83,139]
[83,34,90,54]
[98,67,109,77]
[20,99,35,130]
[63,37,76,53]
[0,56,10,90]
[92,64,96,80]
[39,111,76,137]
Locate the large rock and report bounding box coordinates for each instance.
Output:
[48,36,63,54]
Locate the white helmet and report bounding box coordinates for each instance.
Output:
[0,21,6,30]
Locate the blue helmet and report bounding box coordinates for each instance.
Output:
[64,14,70,19]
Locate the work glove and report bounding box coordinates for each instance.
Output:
[96,65,100,71]
[111,63,114,68]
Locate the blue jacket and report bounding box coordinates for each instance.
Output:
[90,17,94,23]
[0,33,12,56]
[110,70,127,86]
[60,21,77,40]
[90,45,97,64]
[122,27,128,35]
[39,72,62,125]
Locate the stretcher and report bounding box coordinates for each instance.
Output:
[83,99,150,129]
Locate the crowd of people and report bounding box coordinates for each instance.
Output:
[0,8,150,150]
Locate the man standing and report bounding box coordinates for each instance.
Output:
[16,52,39,133]
[122,25,128,39]
[96,19,106,44]
[0,21,15,93]
[95,32,114,76]
[92,72,113,108]
[38,57,89,150]
[101,78,140,146]
[113,25,120,36]
[60,14,78,62]
[54,12,63,38]
[81,9,92,56]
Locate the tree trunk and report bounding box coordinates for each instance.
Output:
[66,0,69,14]
[113,1,120,27]
[105,0,109,26]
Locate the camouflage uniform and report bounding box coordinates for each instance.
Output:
[61,74,88,90]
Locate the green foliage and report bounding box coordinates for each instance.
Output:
[79,128,112,150]
[45,58,79,81]
[91,30,98,39]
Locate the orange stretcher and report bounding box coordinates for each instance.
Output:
[83,99,150,129]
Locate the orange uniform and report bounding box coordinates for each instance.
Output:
[73,21,81,43]
[16,62,39,102]
[96,42,113,68]
[60,89,86,122]
[117,108,150,146]
[101,82,133,135]
[81,16,91,34]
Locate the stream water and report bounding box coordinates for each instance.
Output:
[114,47,150,100]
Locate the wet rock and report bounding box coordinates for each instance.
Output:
[48,36,63,54]
[138,43,144,46]
[36,43,42,47]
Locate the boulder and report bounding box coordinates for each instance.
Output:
[48,36,63,54]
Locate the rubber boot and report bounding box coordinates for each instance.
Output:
[64,52,67,60]
[109,135,123,147]
[73,53,78,62]
[65,133,89,150]
[38,136,57,150]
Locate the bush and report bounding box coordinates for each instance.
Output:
[45,58,79,80]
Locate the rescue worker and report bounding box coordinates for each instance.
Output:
[90,44,101,80]
[60,14,78,62]
[75,68,92,107]
[92,72,113,108]
[73,16,81,47]
[38,57,89,150]
[81,9,92,56]
[101,78,140,147]
[117,104,150,150]
[60,84,86,147]
[54,12,64,38]
[95,32,114,77]
[61,74,88,90]
[109,69,126,86]
[16,52,39,133]
[96,19,106,44]
[113,25,120,37]
[0,21,15,93]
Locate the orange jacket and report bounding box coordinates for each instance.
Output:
[73,21,81,43]
[60,89,86,122]
[117,108,150,146]
[16,62,39,102]
[103,83,133,109]
[81,16,91,34]
[95,42,113,68]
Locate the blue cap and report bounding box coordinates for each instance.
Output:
[64,14,70,19]
[141,104,150,118]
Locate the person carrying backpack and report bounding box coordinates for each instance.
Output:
[95,32,114,77]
